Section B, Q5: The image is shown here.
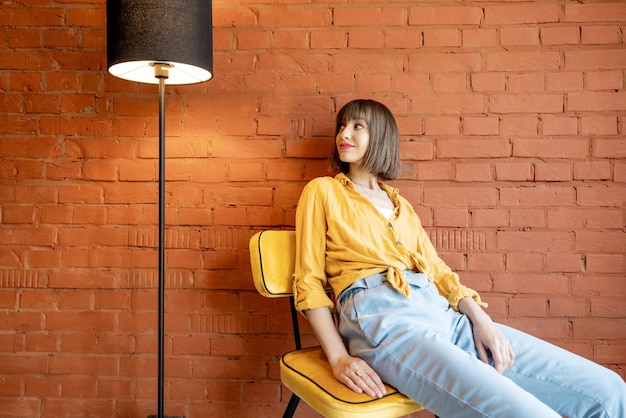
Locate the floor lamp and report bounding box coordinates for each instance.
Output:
[106,2,213,418]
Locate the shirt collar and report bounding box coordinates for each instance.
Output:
[335,172,401,206]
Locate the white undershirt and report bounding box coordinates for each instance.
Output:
[376,206,394,220]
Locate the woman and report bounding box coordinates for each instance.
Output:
[293,99,626,417]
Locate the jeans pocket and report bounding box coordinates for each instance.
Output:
[350,284,406,347]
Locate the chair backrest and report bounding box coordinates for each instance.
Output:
[249,230,296,298]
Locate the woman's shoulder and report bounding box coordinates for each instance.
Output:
[304,174,344,190]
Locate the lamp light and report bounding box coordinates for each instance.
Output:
[106,2,213,418]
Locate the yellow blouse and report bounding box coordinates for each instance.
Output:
[294,173,484,313]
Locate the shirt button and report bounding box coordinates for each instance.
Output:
[396,241,402,246]
[388,223,392,228]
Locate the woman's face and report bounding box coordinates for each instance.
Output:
[336,118,370,166]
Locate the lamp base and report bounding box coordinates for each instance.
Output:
[147,416,187,418]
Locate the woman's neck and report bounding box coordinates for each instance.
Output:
[347,168,379,190]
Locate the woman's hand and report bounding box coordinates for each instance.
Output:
[471,320,515,373]
[304,307,386,399]
[458,297,515,373]
[330,354,387,399]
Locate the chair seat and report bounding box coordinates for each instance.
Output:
[280,346,423,418]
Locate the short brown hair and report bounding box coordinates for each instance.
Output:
[331,99,400,180]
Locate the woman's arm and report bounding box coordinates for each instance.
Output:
[458,297,515,374]
[305,307,386,398]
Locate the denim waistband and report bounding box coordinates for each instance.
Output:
[338,270,430,305]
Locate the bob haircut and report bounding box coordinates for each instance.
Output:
[331,99,400,180]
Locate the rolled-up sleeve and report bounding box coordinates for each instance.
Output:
[293,180,334,312]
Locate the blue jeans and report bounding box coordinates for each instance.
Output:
[336,271,626,418]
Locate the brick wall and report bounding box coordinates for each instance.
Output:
[0,1,624,417]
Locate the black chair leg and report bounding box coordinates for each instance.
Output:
[282,393,300,418]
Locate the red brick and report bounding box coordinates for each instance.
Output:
[97,378,131,398]
[573,161,611,180]
[490,93,563,113]
[573,318,626,340]
[438,139,509,158]
[416,161,454,181]
[566,50,626,71]
[584,209,624,229]
[463,116,499,135]
[471,72,505,92]
[586,254,624,274]
[573,276,624,297]
[501,116,539,136]
[549,296,588,317]
[0,399,41,418]
[349,29,384,49]
[503,318,570,340]
[501,27,539,46]
[595,345,626,364]
[541,26,580,46]
[534,163,572,182]
[509,296,548,318]
[410,52,481,73]
[409,6,483,25]
[468,253,504,272]
[424,186,497,207]
[591,297,626,318]
[25,377,60,398]
[485,4,559,25]
[311,30,346,49]
[433,208,469,227]
[500,186,575,207]
[486,52,560,71]
[564,3,626,23]
[581,116,618,135]
[546,253,583,273]
[510,209,546,228]
[335,7,404,27]
[356,74,392,92]
[494,162,533,181]
[577,186,626,207]
[587,70,623,90]
[473,209,509,228]
[399,141,432,162]
[424,116,460,135]
[594,139,626,158]
[384,29,422,49]
[43,399,114,417]
[506,253,543,272]
[513,138,588,158]
[424,28,460,48]
[455,162,492,182]
[546,72,583,91]
[497,231,574,252]
[508,73,544,92]
[582,26,621,45]
[9,72,43,91]
[542,116,578,135]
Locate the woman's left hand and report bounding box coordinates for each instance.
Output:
[471,320,515,373]
[458,297,515,374]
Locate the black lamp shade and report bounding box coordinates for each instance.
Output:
[106,0,213,85]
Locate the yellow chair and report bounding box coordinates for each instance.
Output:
[249,230,424,418]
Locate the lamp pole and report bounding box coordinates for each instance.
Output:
[155,62,170,418]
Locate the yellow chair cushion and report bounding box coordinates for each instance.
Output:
[281,347,423,418]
